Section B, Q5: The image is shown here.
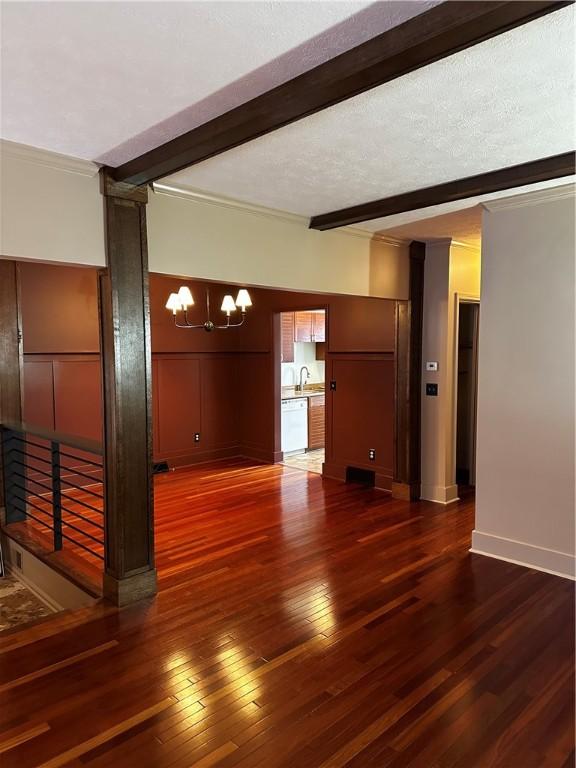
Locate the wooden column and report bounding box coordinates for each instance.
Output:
[392,241,425,501]
[99,171,156,605]
[0,260,23,512]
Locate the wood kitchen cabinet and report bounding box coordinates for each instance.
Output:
[308,394,325,450]
[312,312,326,342]
[294,311,326,343]
[294,311,313,342]
[281,312,295,362]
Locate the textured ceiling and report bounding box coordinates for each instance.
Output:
[355,176,576,234]
[377,206,482,248]
[166,6,575,217]
[0,1,438,164]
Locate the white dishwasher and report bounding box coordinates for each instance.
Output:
[281,398,308,454]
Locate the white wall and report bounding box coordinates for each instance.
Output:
[420,240,453,503]
[420,239,481,503]
[1,142,410,299]
[369,236,409,299]
[147,186,409,298]
[281,342,325,386]
[0,141,105,266]
[472,187,575,578]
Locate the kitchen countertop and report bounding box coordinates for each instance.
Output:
[281,388,325,401]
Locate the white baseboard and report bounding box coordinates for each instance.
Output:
[471,530,576,580]
[420,483,459,505]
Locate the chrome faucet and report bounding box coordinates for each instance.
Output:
[297,366,310,392]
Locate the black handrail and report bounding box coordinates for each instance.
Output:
[1,421,103,456]
[0,423,105,565]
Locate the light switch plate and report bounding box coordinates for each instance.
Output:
[426,361,438,371]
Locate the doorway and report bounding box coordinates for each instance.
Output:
[278,309,326,474]
[455,301,480,488]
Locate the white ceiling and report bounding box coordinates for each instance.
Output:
[0,1,438,165]
[361,175,576,234]
[377,206,482,248]
[166,5,575,217]
[2,2,573,234]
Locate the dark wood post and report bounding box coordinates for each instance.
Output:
[0,260,23,514]
[99,171,157,605]
[392,241,425,501]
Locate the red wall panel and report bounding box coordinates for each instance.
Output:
[156,357,201,456]
[53,359,102,441]
[328,296,396,353]
[237,354,274,460]
[18,262,399,480]
[152,359,160,459]
[201,357,239,450]
[19,262,100,353]
[22,360,54,430]
[327,357,395,481]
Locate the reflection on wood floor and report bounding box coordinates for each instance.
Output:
[0,459,574,767]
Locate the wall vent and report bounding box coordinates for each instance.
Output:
[345,467,375,486]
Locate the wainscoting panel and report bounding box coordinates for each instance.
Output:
[53,359,102,441]
[156,357,201,457]
[22,360,54,430]
[325,354,395,490]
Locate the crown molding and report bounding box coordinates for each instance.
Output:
[450,239,481,253]
[151,182,377,241]
[371,233,410,248]
[481,181,575,212]
[0,139,100,177]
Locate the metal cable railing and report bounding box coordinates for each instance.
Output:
[0,423,105,564]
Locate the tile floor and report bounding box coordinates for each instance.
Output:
[282,448,325,474]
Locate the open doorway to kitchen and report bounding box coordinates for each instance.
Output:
[455,300,480,491]
[279,309,326,474]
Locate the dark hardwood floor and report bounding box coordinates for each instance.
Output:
[1,460,574,767]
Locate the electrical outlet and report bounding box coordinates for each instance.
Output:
[368,449,376,461]
[426,383,438,397]
[194,433,200,443]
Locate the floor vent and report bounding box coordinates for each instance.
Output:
[153,461,170,474]
[346,466,375,486]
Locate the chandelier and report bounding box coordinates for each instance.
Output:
[165,286,252,331]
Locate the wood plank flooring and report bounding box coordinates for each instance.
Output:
[1,459,574,767]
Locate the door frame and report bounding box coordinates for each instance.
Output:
[452,294,480,487]
[273,305,329,464]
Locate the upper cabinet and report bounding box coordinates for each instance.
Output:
[294,311,313,342]
[294,311,326,343]
[281,310,326,357]
[281,312,295,362]
[312,312,326,342]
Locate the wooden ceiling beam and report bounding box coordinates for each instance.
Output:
[110,1,570,186]
[309,152,576,230]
